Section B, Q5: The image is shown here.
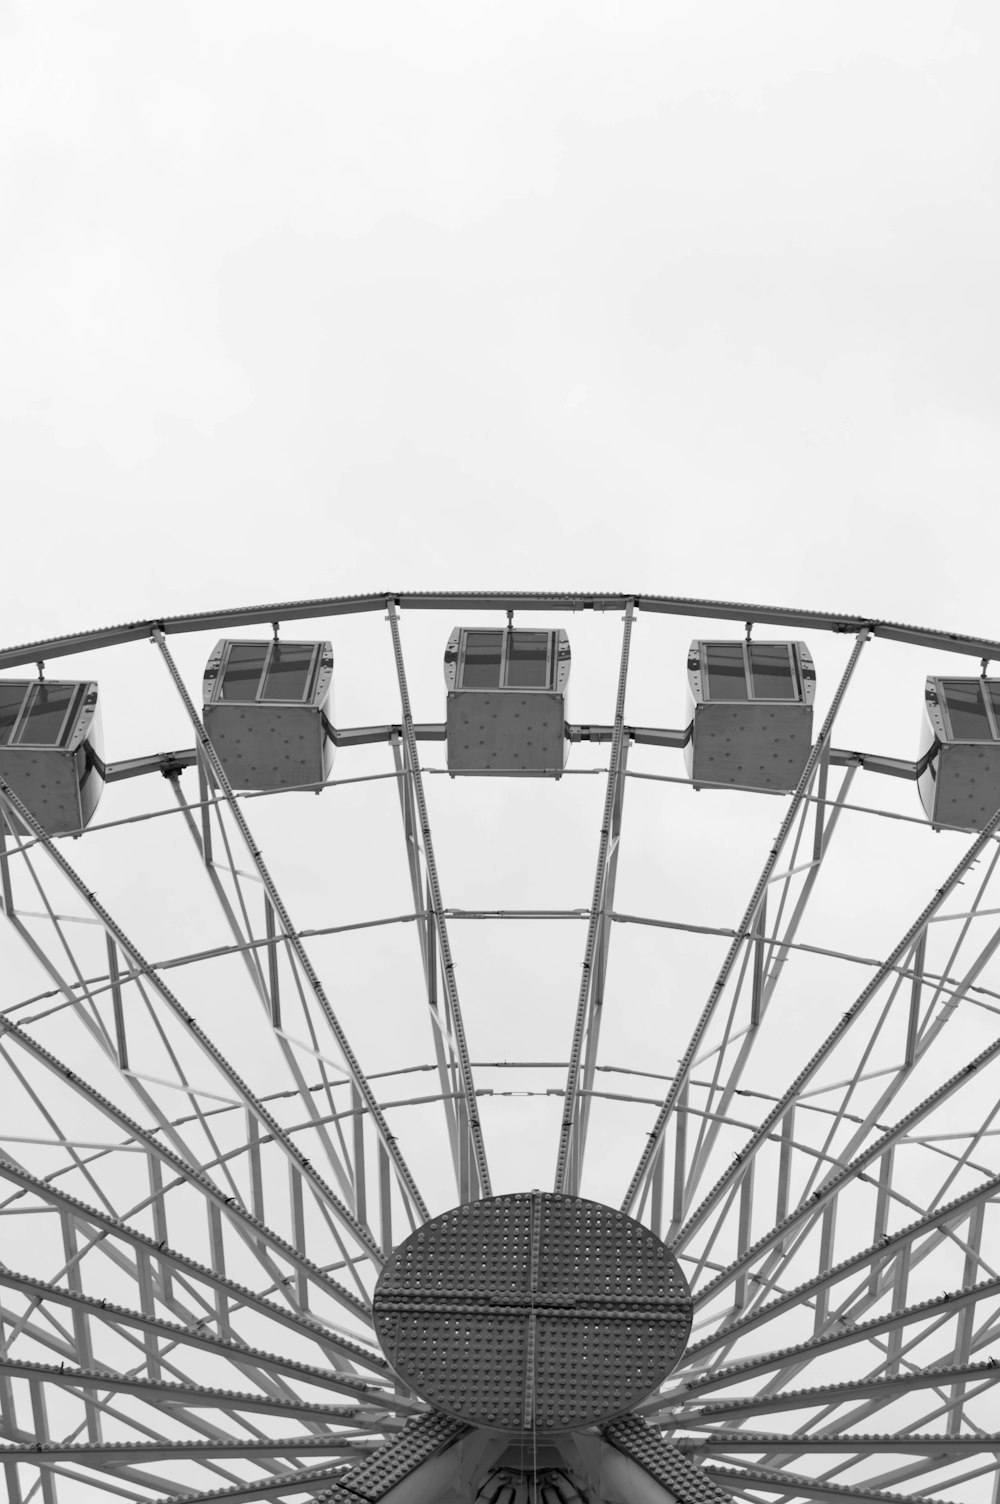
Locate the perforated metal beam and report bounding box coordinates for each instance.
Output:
[556,600,635,1195]
[603,1415,733,1504]
[385,601,491,1200]
[4,591,1000,670]
[148,1464,350,1503]
[702,1463,943,1503]
[680,1361,1000,1420]
[0,1359,379,1421]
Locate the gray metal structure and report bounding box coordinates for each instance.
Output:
[0,592,998,1503]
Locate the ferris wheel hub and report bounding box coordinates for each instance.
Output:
[372,1191,692,1435]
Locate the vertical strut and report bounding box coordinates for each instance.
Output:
[389,733,466,1201]
[555,600,635,1195]
[385,600,491,1200]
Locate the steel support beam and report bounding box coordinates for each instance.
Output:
[385,601,490,1199]
[556,599,635,1195]
[4,590,999,671]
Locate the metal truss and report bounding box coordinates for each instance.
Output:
[0,592,997,1503]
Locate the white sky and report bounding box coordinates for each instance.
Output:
[2,0,998,646]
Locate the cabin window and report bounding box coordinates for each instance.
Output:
[221,644,269,701]
[702,642,799,702]
[705,644,749,701]
[218,643,317,704]
[0,684,27,746]
[460,631,504,689]
[14,684,81,746]
[941,680,999,741]
[459,630,554,691]
[987,682,1000,732]
[261,644,316,702]
[748,643,796,700]
[506,632,550,688]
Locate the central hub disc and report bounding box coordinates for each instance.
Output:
[372,1191,692,1434]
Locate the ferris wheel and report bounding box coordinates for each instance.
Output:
[0,590,998,1504]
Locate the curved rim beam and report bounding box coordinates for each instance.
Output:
[2,589,1000,669]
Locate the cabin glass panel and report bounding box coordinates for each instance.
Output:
[987,682,1000,732]
[702,642,800,702]
[0,683,27,745]
[15,684,81,746]
[942,680,994,741]
[260,644,317,702]
[460,631,504,689]
[748,643,797,700]
[505,631,551,688]
[220,643,268,701]
[218,642,318,704]
[704,643,748,701]
[458,630,556,691]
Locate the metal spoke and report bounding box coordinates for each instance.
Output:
[385,601,490,1199]
[677,1360,1000,1421]
[701,1461,945,1503]
[555,600,634,1195]
[389,733,469,1202]
[0,1359,383,1422]
[146,1465,353,1503]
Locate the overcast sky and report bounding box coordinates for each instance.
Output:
[2,0,998,646]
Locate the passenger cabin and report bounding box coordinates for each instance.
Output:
[685,640,816,792]
[918,677,1000,830]
[445,627,570,773]
[203,639,334,791]
[0,680,104,835]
